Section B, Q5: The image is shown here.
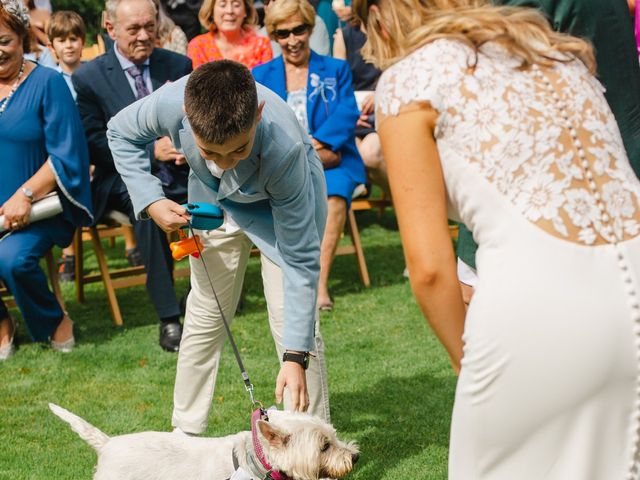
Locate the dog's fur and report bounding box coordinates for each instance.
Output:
[49,403,359,480]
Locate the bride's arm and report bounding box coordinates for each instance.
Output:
[378,106,465,373]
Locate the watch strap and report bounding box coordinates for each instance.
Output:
[21,187,34,202]
[282,351,309,370]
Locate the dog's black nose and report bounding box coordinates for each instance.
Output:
[352,453,360,464]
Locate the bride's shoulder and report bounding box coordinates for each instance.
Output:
[376,39,471,116]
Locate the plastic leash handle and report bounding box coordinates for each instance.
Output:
[169,202,224,261]
[183,202,224,230]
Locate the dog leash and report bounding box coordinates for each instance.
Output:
[185,221,260,408]
[185,222,292,480]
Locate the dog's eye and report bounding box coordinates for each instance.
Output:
[321,442,331,452]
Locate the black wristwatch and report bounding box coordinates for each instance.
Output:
[283,351,309,370]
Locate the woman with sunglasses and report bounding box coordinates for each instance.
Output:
[253,0,366,312]
[187,0,272,69]
[353,0,640,478]
[258,0,330,57]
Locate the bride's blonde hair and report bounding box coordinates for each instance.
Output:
[352,0,595,72]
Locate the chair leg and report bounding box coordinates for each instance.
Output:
[74,229,85,303]
[89,227,124,326]
[45,250,66,311]
[346,209,370,287]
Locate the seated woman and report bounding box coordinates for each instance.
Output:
[188,0,272,69]
[253,0,366,311]
[0,0,93,359]
[152,0,189,55]
[333,19,388,196]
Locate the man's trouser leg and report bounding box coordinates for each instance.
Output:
[261,253,331,422]
[172,229,251,434]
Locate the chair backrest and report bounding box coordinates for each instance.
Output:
[81,35,106,61]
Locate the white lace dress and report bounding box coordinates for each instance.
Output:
[376,39,640,479]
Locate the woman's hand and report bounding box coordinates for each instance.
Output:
[333,5,353,22]
[312,138,342,169]
[360,92,375,116]
[0,191,33,231]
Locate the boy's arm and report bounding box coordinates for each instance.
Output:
[266,141,327,411]
[266,142,327,352]
[107,87,183,220]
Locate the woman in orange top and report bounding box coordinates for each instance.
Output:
[188,0,272,69]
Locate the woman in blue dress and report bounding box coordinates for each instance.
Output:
[253,0,365,312]
[0,0,92,359]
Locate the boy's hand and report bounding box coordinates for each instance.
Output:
[146,199,190,232]
[275,362,309,412]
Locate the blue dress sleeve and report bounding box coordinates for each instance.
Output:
[42,71,94,226]
[311,61,360,151]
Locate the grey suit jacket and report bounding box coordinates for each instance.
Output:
[107,77,327,351]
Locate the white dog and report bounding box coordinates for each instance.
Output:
[49,403,359,480]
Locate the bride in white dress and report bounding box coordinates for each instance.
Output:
[352,0,640,478]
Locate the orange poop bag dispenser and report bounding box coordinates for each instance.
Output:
[170,229,204,261]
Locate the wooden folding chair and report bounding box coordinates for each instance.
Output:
[74,211,189,326]
[334,190,393,288]
[81,35,106,61]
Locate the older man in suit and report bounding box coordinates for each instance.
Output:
[73,0,193,352]
[107,61,330,434]
[457,0,640,300]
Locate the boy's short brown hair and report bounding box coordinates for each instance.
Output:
[47,10,86,43]
[184,60,258,145]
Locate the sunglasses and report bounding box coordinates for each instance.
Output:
[273,23,310,40]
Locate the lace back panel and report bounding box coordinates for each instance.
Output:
[376,39,640,246]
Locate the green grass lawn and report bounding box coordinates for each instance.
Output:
[0,210,456,479]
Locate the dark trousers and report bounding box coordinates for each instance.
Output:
[107,181,181,321]
[0,216,73,341]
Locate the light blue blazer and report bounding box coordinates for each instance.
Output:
[107,76,327,351]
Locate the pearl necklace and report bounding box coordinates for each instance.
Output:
[0,60,26,118]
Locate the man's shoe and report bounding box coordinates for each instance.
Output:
[125,247,144,267]
[159,322,182,352]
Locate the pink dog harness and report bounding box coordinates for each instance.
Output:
[250,408,292,480]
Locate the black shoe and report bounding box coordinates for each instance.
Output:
[125,247,144,267]
[57,254,75,282]
[159,322,182,352]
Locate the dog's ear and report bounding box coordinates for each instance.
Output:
[257,420,290,448]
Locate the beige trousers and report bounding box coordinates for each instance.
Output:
[172,228,330,434]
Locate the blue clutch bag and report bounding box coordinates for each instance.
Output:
[183,202,224,230]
